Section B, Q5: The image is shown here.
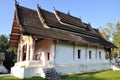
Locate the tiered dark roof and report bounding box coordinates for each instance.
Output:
[55,10,84,28]
[10,4,116,48]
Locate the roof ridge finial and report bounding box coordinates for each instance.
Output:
[68,9,70,15]
[37,4,39,8]
[53,6,56,11]
[14,0,17,4]
[88,22,91,25]
[14,0,19,5]
[37,4,41,9]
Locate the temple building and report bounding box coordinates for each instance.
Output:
[10,3,116,78]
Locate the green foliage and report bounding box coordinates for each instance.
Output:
[7,48,17,63]
[0,34,17,71]
[1,70,120,80]
[99,20,120,56]
[99,22,114,40]
[3,48,17,71]
[0,76,21,80]
[62,70,120,80]
[0,34,9,52]
[112,21,120,55]
[112,32,120,54]
[99,20,120,41]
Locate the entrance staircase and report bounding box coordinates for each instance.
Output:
[44,68,61,80]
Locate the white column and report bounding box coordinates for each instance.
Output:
[20,45,23,62]
[50,44,55,61]
[30,38,35,61]
[85,46,88,59]
[26,43,29,61]
[41,51,46,66]
[17,46,20,62]
[96,47,98,59]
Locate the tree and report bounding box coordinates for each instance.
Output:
[0,34,9,52]
[3,48,17,72]
[0,34,17,72]
[99,22,115,40]
[111,21,120,56]
[99,20,120,57]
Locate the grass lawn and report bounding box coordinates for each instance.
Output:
[62,70,120,80]
[0,70,120,80]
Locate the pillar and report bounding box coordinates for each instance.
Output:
[30,37,35,61]
[20,45,23,62]
[17,46,20,62]
[26,38,30,61]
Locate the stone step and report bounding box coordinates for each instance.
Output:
[44,68,61,80]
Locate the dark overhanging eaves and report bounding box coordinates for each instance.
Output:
[10,4,117,49]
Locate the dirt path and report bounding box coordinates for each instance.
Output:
[0,74,10,77]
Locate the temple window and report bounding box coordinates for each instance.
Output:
[47,52,50,61]
[89,51,92,59]
[78,50,81,59]
[99,52,101,59]
[22,44,27,61]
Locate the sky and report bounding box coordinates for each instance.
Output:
[0,0,120,36]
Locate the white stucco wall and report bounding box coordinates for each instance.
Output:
[12,39,110,78]
[55,42,73,64]
[54,42,110,74]
[74,45,107,64]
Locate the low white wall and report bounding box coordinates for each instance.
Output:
[54,42,110,74]
[11,61,46,78]
[11,66,25,78]
[55,62,110,75]
[11,66,46,78]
